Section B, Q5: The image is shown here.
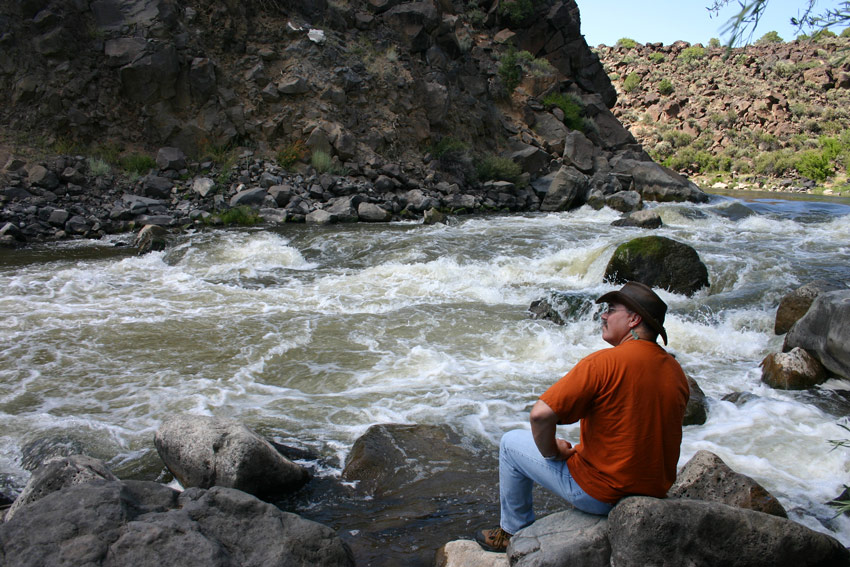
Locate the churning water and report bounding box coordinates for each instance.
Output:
[2,192,850,548]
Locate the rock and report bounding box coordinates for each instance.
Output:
[0,481,354,567]
[510,144,550,177]
[683,375,708,426]
[603,235,710,296]
[423,207,446,224]
[436,540,507,567]
[306,209,334,224]
[761,347,829,390]
[20,436,87,471]
[563,130,596,172]
[539,166,588,211]
[668,450,787,517]
[508,509,611,567]
[613,159,709,203]
[155,147,187,171]
[142,175,174,199]
[532,112,568,155]
[604,190,642,212]
[5,455,118,521]
[355,202,390,222]
[783,290,850,380]
[528,291,596,326]
[133,225,169,254]
[775,280,844,335]
[229,187,268,207]
[27,164,60,189]
[278,76,311,95]
[192,177,216,198]
[0,222,25,242]
[611,209,662,229]
[153,415,310,500]
[608,496,848,567]
[65,215,91,234]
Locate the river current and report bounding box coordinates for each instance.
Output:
[2,192,850,556]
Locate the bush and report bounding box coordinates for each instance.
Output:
[311,150,333,173]
[499,0,535,25]
[678,46,706,63]
[616,37,637,49]
[87,157,111,177]
[119,153,156,175]
[475,155,523,183]
[649,52,665,64]
[431,137,469,158]
[210,206,261,226]
[657,78,674,95]
[796,150,832,181]
[709,37,721,48]
[753,149,797,176]
[498,48,523,94]
[812,29,837,41]
[756,31,784,44]
[542,92,585,131]
[842,27,850,38]
[277,140,309,170]
[622,72,641,93]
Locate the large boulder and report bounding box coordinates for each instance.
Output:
[783,290,850,380]
[668,450,787,517]
[154,415,309,500]
[775,280,845,335]
[683,375,708,426]
[508,509,610,567]
[435,540,506,567]
[761,347,829,390]
[539,166,588,212]
[5,455,118,521]
[0,481,354,567]
[608,496,849,567]
[604,235,709,296]
[133,224,169,254]
[610,209,662,229]
[612,159,709,203]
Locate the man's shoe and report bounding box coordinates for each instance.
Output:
[475,526,512,553]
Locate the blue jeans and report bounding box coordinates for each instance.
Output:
[499,429,614,534]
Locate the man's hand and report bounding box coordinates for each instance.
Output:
[530,400,575,461]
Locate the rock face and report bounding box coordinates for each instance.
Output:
[775,280,845,335]
[604,235,709,296]
[0,481,354,567]
[668,450,787,517]
[154,415,310,500]
[783,290,850,380]
[761,347,829,390]
[607,497,849,567]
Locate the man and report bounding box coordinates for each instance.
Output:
[476,281,689,552]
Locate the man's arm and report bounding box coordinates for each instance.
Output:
[529,399,576,461]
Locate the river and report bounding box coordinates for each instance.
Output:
[2,192,850,563]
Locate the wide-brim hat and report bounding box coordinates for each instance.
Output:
[596,281,669,345]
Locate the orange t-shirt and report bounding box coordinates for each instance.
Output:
[539,339,689,504]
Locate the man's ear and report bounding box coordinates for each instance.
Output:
[629,313,642,328]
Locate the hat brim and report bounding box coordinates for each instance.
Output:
[596,290,668,345]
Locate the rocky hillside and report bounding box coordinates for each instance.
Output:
[596,36,850,194]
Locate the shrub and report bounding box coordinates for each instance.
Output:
[657,78,674,95]
[542,92,585,131]
[622,72,641,93]
[277,140,309,170]
[842,27,850,38]
[210,206,261,226]
[431,137,469,158]
[499,0,535,25]
[753,149,797,176]
[812,29,837,42]
[311,150,333,173]
[796,150,832,181]
[649,52,665,64]
[756,31,784,44]
[475,155,523,183]
[119,153,156,175]
[498,48,523,93]
[87,157,111,177]
[678,46,706,63]
[616,37,637,49]
[709,37,721,48]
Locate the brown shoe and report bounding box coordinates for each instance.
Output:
[475,526,512,552]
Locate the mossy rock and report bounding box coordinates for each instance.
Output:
[604,235,709,296]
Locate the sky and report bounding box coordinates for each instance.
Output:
[574,0,847,47]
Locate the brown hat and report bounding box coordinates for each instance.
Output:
[596,281,669,344]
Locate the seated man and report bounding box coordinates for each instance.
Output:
[477,281,689,552]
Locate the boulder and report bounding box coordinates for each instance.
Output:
[613,159,709,203]
[435,540,506,567]
[668,450,787,517]
[5,455,118,521]
[508,509,611,567]
[423,207,446,225]
[528,291,596,326]
[783,290,850,380]
[510,144,550,177]
[683,375,708,426]
[563,130,596,172]
[0,481,354,567]
[142,175,174,199]
[775,280,844,335]
[608,496,848,567]
[133,224,169,254]
[603,235,709,296]
[192,177,216,198]
[610,209,662,229]
[229,187,268,207]
[154,415,309,501]
[357,202,392,222]
[761,347,829,390]
[533,112,568,155]
[539,166,588,212]
[604,190,642,212]
[155,147,187,171]
[306,209,334,224]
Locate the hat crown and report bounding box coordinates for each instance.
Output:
[596,281,669,344]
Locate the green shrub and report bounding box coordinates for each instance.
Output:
[662,130,693,148]
[812,29,837,42]
[119,153,156,175]
[431,137,469,158]
[475,155,523,183]
[753,149,797,176]
[210,206,261,226]
[657,78,674,95]
[499,0,535,25]
[277,140,309,170]
[842,27,850,38]
[796,150,832,181]
[616,37,637,49]
[678,46,706,63]
[542,92,585,131]
[622,72,641,93]
[498,48,523,93]
[709,37,721,48]
[648,52,665,64]
[87,157,111,177]
[756,31,784,44]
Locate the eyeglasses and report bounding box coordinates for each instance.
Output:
[603,306,632,316]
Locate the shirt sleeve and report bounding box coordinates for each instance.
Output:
[539,355,600,425]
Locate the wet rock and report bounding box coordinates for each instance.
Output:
[154,415,309,500]
[683,375,708,426]
[133,224,169,254]
[423,207,446,224]
[604,190,642,212]
[603,235,709,296]
[5,455,118,521]
[610,209,662,229]
[358,202,392,222]
[761,347,828,390]
[20,436,87,471]
[775,280,844,335]
[613,159,709,203]
[508,509,610,567]
[608,496,847,567]
[783,290,850,380]
[539,166,588,211]
[0,481,354,567]
[668,450,786,517]
[528,291,596,326]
